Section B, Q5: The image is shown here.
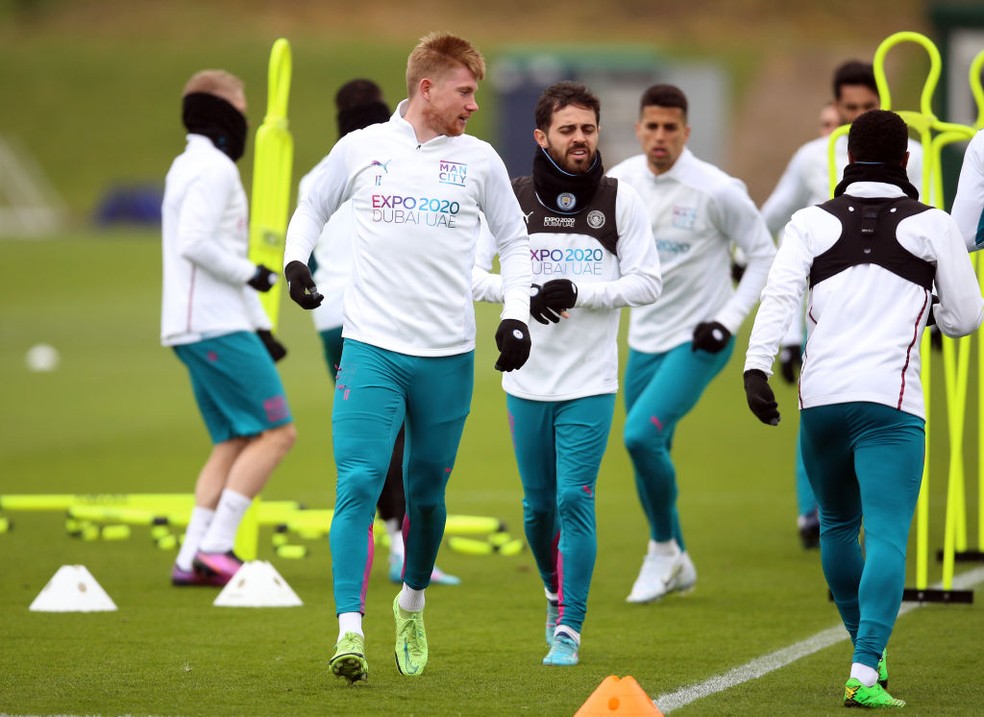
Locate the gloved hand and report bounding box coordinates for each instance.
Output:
[530,279,578,325]
[247,264,278,292]
[743,369,780,426]
[778,344,802,384]
[256,329,287,362]
[494,319,531,372]
[692,321,731,353]
[927,295,941,351]
[284,260,324,309]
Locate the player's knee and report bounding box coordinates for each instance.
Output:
[263,422,297,455]
[556,486,595,530]
[623,419,664,457]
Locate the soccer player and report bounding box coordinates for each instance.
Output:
[161,69,296,587]
[744,109,983,709]
[951,128,984,252]
[301,78,459,587]
[473,81,662,666]
[282,33,532,683]
[607,84,775,604]
[761,60,925,548]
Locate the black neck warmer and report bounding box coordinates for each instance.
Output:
[182,92,248,162]
[337,101,390,138]
[532,146,604,214]
[834,161,919,199]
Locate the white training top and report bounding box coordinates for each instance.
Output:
[745,181,984,419]
[297,166,354,332]
[160,134,270,346]
[951,128,984,252]
[607,149,776,354]
[284,101,532,357]
[473,179,662,401]
[762,134,925,236]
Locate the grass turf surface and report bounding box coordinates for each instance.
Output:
[0,233,982,716]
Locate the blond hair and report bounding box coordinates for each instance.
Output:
[182,69,245,106]
[406,32,485,98]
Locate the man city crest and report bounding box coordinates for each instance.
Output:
[556,192,576,211]
[586,210,606,229]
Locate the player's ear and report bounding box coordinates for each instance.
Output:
[533,128,548,149]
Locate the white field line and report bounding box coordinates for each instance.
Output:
[654,565,984,713]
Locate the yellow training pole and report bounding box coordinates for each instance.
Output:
[248,38,294,330]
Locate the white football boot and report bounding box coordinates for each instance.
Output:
[626,540,696,603]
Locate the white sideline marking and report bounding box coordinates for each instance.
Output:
[654,565,984,713]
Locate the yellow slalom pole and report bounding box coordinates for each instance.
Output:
[873,30,943,590]
[248,37,294,330]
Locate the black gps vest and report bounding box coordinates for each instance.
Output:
[810,195,935,291]
[512,175,621,257]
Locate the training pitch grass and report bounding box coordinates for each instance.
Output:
[0,233,982,716]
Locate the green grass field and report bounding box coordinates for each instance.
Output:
[1,233,982,716]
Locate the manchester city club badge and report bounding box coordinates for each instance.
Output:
[557,192,576,211]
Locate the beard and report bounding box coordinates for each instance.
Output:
[547,143,595,174]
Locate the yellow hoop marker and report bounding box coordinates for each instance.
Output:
[970,49,984,130]
[248,38,294,330]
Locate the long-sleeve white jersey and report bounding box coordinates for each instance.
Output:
[606,149,776,354]
[951,128,984,252]
[297,166,354,332]
[762,133,924,236]
[474,176,662,401]
[160,134,270,346]
[284,101,532,357]
[745,181,984,419]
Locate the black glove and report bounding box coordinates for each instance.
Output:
[494,319,531,372]
[692,321,731,353]
[744,369,780,426]
[530,279,578,325]
[247,264,278,292]
[778,344,802,385]
[284,260,324,309]
[256,329,287,362]
[927,295,941,351]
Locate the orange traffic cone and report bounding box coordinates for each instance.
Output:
[574,675,665,716]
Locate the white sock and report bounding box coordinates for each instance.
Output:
[398,584,425,613]
[648,538,680,557]
[386,518,405,561]
[337,612,363,640]
[544,587,559,604]
[850,662,879,687]
[198,489,251,553]
[175,506,214,571]
[554,625,581,645]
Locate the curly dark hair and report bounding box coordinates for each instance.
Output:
[847,109,908,164]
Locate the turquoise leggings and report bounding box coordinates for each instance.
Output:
[622,341,733,551]
[799,402,924,670]
[507,393,616,635]
[329,340,473,614]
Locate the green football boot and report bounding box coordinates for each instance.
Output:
[877,650,889,689]
[330,632,368,684]
[844,678,905,708]
[393,595,428,676]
